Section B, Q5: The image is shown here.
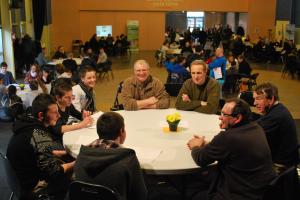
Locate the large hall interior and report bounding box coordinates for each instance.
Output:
[0,0,300,199]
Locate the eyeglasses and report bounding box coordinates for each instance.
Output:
[221,112,236,117]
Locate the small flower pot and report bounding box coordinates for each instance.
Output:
[169,123,178,132]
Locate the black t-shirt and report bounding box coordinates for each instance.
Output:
[48,104,82,143]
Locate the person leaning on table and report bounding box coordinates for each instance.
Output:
[74,112,147,200]
[175,59,220,114]
[187,98,276,200]
[121,59,170,110]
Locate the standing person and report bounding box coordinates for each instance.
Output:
[74,111,147,200]
[72,66,97,112]
[6,94,75,200]
[253,83,299,173]
[187,98,276,200]
[208,47,227,85]
[121,59,170,110]
[237,55,252,77]
[0,62,16,86]
[175,60,220,114]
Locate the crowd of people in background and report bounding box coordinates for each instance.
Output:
[0,24,299,200]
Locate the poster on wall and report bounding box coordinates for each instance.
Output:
[127,20,139,50]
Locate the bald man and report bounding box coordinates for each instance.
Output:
[121,59,170,110]
[208,47,227,85]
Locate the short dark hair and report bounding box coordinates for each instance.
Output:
[29,80,39,91]
[79,65,95,79]
[254,82,279,101]
[53,82,72,97]
[32,94,56,119]
[1,62,8,67]
[50,78,73,96]
[7,85,17,96]
[96,112,124,140]
[56,63,65,75]
[226,98,251,121]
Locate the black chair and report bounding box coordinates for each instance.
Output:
[247,73,259,91]
[222,73,241,94]
[239,91,254,106]
[0,152,21,200]
[68,181,120,200]
[110,81,124,111]
[263,166,299,200]
[164,83,183,97]
[98,60,114,81]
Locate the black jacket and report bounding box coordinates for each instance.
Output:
[6,116,65,193]
[192,121,276,200]
[256,103,299,166]
[74,144,147,200]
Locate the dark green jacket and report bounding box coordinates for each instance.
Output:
[175,77,220,114]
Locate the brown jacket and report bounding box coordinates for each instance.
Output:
[175,77,220,114]
[121,76,170,110]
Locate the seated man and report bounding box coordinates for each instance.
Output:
[253,83,299,173]
[0,61,16,86]
[74,112,147,200]
[6,94,75,200]
[187,98,276,200]
[175,60,220,114]
[121,59,170,110]
[49,80,93,149]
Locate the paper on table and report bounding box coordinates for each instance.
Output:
[87,111,104,129]
[75,135,96,146]
[127,146,162,163]
[213,67,223,79]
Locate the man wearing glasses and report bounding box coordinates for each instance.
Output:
[187,98,275,200]
[253,82,299,174]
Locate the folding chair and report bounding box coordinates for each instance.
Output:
[68,181,120,200]
[110,81,124,111]
[98,60,114,81]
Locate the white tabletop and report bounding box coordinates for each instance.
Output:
[47,58,82,66]
[63,109,221,175]
[9,84,50,108]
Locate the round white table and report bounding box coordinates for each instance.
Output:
[14,84,51,108]
[63,109,221,175]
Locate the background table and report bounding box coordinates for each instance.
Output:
[47,58,82,66]
[63,109,221,175]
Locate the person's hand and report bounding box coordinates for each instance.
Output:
[82,110,92,118]
[148,96,159,105]
[187,135,206,150]
[80,116,94,128]
[200,101,207,106]
[182,94,191,102]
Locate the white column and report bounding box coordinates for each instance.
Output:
[0,0,15,78]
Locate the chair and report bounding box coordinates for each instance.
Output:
[164,83,183,97]
[110,81,124,111]
[0,152,21,200]
[247,73,259,91]
[222,73,241,94]
[239,91,254,106]
[68,181,120,200]
[263,166,299,200]
[98,60,114,81]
